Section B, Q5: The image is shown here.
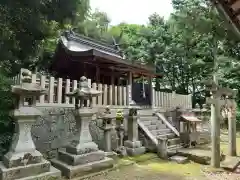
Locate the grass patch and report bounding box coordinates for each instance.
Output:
[137,159,202,177]
[122,153,158,163]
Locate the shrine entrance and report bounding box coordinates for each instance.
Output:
[132,82,151,106]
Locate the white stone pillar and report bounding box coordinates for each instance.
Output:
[127,72,133,105]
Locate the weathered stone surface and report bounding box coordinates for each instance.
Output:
[126,147,146,156]
[177,148,224,165]
[51,157,114,179]
[58,150,105,166]
[17,166,61,180]
[29,107,120,159]
[124,140,142,148]
[3,150,43,168]
[0,160,50,180]
[221,156,240,171]
[169,156,189,164]
[66,141,99,155]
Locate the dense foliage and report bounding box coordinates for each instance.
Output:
[2,0,240,132]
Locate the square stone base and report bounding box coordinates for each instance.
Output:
[124,140,146,156]
[18,167,61,180]
[0,160,61,180]
[126,147,146,156]
[58,150,105,166]
[66,142,99,155]
[51,157,114,179]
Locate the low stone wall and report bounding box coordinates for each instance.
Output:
[31,107,125,159]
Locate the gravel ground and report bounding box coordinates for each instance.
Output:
[83,162,240,180]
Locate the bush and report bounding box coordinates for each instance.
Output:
[0,71,15,158]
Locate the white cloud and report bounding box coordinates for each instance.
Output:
[90,0,173,25]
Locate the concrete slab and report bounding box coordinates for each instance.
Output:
[221,156,240,171]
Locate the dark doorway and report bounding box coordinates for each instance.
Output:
[132,82,151,106]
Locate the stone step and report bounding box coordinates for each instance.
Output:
[167,144,183,156]
[168,138,181,146]
[140,116,158,121]
[139,110,155,116]
[0,160,51,180]
[156,123,167,129]
[141,120,152,126]
[158,133,176,139]
[147,124,158,131]
[151,129,172,136]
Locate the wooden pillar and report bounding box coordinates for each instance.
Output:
[148,76,155,109]
[126,72,133,105]
[110,71,114,105]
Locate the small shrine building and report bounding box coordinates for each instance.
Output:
[50,30,162,107]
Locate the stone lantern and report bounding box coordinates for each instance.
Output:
[124,103,146,156]
[0,69,60,180]
[99,107,116,157]
[51,76,114,179]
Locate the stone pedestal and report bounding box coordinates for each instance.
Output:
[0,107,61,180]
[102,114,117,159]
[115,122,127,157]
[157,137,168,159]
[51,108,114,179]
[124,107,145,156]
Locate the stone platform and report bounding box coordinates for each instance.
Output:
[51,157,114,179]
[0,159,61,180]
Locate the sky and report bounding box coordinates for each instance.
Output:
[90,0,173,25]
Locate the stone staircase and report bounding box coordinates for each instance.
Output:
[138,109,182,154]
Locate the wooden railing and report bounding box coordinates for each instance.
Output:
[13,72,192,109]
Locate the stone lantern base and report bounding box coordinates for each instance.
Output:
[51,108,114,179]
[0,160,60,180]
[124,140,146,156]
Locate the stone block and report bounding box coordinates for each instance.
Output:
[124,140,141,148]
[221,156,240,171]
[58,150,105,166]
[66,142,99,155]
[3,151,43,168]
[51,157,114,179]
[0,160,50,180]
[18,166,61,180]
[126,146,146,156]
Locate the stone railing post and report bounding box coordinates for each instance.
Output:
[115,111,127,157]
[124,105,146,156]
[157,137,168,159]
